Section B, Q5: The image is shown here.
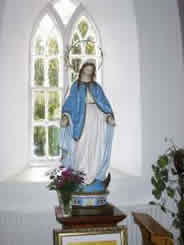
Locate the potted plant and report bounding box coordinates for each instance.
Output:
[150,138,184,245]
[46,166,85,216]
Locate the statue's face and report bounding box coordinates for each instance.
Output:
[82,65,94,78]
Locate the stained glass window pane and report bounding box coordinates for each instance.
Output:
[71,33,81,54]
[33,126,46,157]
[72,58,81,73]
[48,91,60,120]
[78,19,88,38]
[71,71,78,83]
[48,37,59,56]
[32,12,64,161]
[85,37,96,55]
[48,126,60,156]
[34,58,44,86]
[34,91,45,120]
[35,36,44,55]
[48,58,59,87]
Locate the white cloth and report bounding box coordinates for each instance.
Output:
[73,88,106,184]
[85,85,95,103]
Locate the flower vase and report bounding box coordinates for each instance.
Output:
[57,190,72,217]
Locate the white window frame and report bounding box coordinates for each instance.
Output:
[28,1,103,167]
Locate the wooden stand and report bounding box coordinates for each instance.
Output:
[72,203,114,216]
[55,203,126,229]
[53,204,128,245]
[132,212,174,245]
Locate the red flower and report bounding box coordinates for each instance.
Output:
[62,168,73,176]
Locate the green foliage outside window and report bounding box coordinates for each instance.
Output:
[35,37,44,55]
[34,58,44,86]
[71,33,81,54]
[69,17,99,85]
[85,36,96,55]
[48,91,60,120]
[48,38,59,56]
[48,58,59,87]
[34,92,45,120]
[78,19,88,38]
[72,58,81,73]
[48,126,60,156]
[34,126,46,156]
[32,18,63,160]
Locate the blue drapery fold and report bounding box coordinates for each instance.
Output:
[61,80,114,141]
[59,80,115,183]
[96,122,114,181]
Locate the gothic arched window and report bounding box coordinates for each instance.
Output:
[30,0,102,165]
[31,14,63,163]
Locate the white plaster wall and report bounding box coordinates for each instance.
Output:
[0,0,184,207]
[80,0,142,177]
[0,0,142,181]
[0,0,48,180]
[111,0,184,206]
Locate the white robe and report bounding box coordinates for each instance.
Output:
[59,87,114,185]
[74,87,106,184]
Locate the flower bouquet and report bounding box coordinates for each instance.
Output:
[46,166,85,216]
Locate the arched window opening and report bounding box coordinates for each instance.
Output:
[53,0,79,25]
[29,1,102,166]
[31,14,63,163]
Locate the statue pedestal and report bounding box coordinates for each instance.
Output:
[54,204,128,245]
[72,191,109,208]
[72,203,114,216]
[55,204,126,229]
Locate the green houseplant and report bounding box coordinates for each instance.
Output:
[150,138,184,245]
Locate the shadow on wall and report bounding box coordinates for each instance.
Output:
[0,0,6,43]
[177,0,184,58]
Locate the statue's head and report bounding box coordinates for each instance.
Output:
[77,61,96,83]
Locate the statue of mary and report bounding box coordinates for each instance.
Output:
[59,62,115,193]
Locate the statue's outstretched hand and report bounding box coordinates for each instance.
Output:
[60,114,69,127]
[106,114,116,127]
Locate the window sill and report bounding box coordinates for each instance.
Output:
[10,166,52,183]
[7,166,141,183]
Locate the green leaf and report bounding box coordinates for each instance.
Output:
[160,205,167,213]
[160,169,168,182]
[178,200,184,210]
[167,187,175,198]
[151,176,158,188]
[152,165,161,179]
[152,189,161,200]
[172,218,180,229]
[158,179,166,191]
[149,201,156,205]
[157,155,168,168]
